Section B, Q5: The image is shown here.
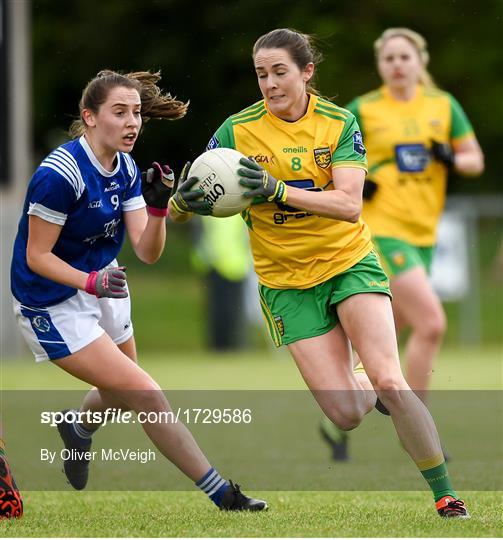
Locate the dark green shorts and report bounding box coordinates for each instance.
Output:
[372,237,434,277]
[258,251,391,347]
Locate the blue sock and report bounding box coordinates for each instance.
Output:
[195,467,229,507]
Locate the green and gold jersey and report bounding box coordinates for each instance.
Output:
[347,85,475,246]
[208,94,371,289]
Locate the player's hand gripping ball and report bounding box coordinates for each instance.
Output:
[237,157,287,203]
[184,148,253,218]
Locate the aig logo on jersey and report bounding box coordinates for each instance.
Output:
[314,147,331,169]
[353,131,366,155]
[88,200,103,209]
[395,144,429,172]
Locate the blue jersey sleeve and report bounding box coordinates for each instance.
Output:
[122,154,145,211]
[26,167,81,226]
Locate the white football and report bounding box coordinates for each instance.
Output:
[188,148,251,218]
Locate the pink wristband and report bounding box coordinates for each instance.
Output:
[147,206,168,217]
[85,271,98,296]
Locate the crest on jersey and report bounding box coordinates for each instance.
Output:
[274,315,285,336]
[33,316,50,333]
[314,147,331,169]
[392,251,406,267]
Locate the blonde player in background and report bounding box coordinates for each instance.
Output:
[169,28,470,518]
[320,27,484,462]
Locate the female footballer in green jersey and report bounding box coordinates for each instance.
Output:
[169,28,470,518]
[327,28,484,446]
[354,28,483,402]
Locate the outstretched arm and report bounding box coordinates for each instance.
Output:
[238,157,365,223]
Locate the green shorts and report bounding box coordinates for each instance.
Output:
[258,251,391,347]
[372,237,434,277]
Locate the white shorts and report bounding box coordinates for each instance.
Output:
[13,287,133,362]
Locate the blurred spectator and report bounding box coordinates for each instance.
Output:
[191,214,255,351]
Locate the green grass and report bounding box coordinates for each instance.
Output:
[1,347,501,536]
[1,491,501,537]
[1,345,501,390]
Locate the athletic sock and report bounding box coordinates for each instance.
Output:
[195,467,229,507]
[321,414,346,442]
[417,455,457,502]
[69,411,96,445]
[0,438,5,457]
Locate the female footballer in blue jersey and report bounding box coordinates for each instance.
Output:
[169,29,470,518]
[10,70,266,511]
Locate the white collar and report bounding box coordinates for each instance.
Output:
[79,135,121,177]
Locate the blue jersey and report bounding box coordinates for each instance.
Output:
[11,136,145,307]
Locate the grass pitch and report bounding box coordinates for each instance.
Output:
[1,491,501,537]
[1,347,501,537]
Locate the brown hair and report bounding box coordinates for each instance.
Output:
[374,28,437,88]
[252,28,323,94]
[69,70,188,138]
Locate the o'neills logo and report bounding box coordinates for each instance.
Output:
[198,172,225,208]
[282,146,308,153]
[314,147,331,169]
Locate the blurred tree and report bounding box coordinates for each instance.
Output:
[26,0,501,350]
[31,0,501,190]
